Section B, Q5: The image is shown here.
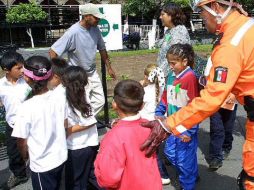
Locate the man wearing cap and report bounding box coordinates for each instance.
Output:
[49,3,116,115]
[140,0,254,189]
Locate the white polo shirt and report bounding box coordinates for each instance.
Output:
[51,83,66,106]
[12,90,68,173]
[67,92,99,150]
[0,77,31,128]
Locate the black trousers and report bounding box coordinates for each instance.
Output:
[209,105,237,161]
[31,163,64,190]
[5,124,27,177]
[65,145,104,190]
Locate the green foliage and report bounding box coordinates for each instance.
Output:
[123,0,157,17]
[121,74,129,80]
[171,0,190,7]
[6,3,47,24]
[97,108,118,120]
[236,0,254,11]
[193,44,213,53]
[123,0,254,18]
[123,0,191,17]
[97,45,212,59]
[106,74,114,81]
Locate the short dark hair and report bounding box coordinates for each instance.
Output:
[113,79,144,114]
[167,43,195,69]
[51,58,69,79]
[162,3,186,26]
[0,51,24,71]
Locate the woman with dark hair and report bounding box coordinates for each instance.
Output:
[157,3,191,77]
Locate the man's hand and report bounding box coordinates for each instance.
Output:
[107,66,117,80]
[225,93,236,104]
[140,120,170,157]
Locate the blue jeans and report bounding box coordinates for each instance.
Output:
[209,105,237,161]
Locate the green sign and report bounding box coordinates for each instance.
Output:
[98,19,110,37]
[113,24,119,30]
[99,7,104,14]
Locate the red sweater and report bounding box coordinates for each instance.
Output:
[95,117,162,190]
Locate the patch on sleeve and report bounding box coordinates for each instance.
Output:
[213,66,228,83]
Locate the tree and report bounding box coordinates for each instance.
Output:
[123,0,189,19]
[237,0,254,12]
[6,3,47,48]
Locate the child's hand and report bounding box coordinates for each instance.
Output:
[180,135,191,142]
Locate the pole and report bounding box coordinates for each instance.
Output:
[6,0,12,45]
[100,58,110,128]
[47,0,52,43]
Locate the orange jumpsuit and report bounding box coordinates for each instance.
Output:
[165,11,254,189]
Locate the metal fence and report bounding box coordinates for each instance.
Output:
[1,4,253,46]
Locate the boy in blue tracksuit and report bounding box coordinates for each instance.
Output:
[155,44,199,190]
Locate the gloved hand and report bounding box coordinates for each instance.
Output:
[140,120,170,157]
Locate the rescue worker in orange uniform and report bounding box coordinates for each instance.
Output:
[140,0,254,189]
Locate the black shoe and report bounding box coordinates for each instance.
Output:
[222,150,230,160]
[196,175,201,183]
[209,159,223,170]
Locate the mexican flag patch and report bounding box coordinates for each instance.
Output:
[214,66,228,83]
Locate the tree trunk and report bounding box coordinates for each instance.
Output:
[26,28,34,48]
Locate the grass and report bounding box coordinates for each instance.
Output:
[96,44,213,60]
[193,44,213,53]
[97,97,118,121]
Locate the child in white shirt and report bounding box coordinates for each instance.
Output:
[0,51,30,189]
[61,66,100,190]
[12,56,67,190]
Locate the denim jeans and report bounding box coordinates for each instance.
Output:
[209,105,237,161]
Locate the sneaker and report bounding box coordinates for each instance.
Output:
[5,173,28,189]
[222,150,230,160]
[162,178,171,185]
[209,159,223,170]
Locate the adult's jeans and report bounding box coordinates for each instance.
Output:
[209,105,238,161]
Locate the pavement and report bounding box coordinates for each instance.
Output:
[0,105,246,190]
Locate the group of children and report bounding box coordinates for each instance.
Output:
[0,53,101,190]
[0,42,199,190]
[95,43,200,190]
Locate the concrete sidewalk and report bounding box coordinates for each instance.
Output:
[0,106,246,190]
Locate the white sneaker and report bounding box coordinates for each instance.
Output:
[161,178,171,185]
